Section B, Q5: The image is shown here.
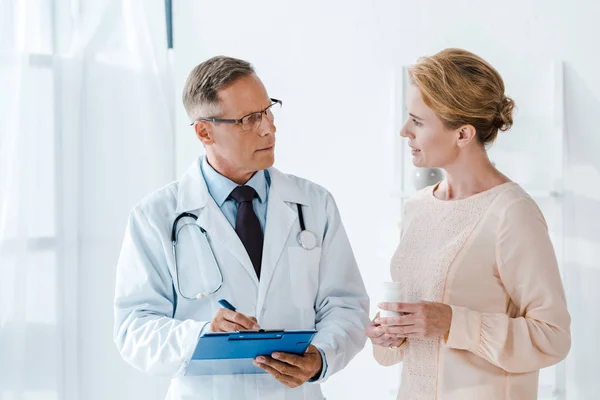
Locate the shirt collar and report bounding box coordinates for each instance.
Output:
[200,156,268,206]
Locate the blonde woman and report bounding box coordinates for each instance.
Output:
[367,49,571,399]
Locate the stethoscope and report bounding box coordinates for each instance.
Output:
[171,203,317,301]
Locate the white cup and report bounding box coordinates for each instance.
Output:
[379,281,403,319]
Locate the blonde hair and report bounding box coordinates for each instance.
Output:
[408,48,515,145]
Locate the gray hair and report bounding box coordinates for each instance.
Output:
[182,56,255,122]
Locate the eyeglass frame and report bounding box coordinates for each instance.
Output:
[190,98,282,130]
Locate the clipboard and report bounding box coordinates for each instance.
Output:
[185,329,317,376]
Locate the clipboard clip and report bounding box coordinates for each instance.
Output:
[236,329,285,333]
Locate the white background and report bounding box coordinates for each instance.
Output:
[2,1,600,399]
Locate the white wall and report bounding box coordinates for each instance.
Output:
[170,0,600,398]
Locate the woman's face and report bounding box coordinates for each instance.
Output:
[400,84,459,168]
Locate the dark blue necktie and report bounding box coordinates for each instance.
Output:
[229,186,263,279]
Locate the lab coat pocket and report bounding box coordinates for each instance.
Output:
[287,246,322,309]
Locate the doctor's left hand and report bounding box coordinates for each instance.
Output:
[253,344,323,388]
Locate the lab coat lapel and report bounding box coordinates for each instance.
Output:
[256,168,310,314]
[196,202,259,286]
[176,157,259,287]
[256,190,296,312]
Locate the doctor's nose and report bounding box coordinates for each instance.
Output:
[258,114,276,137]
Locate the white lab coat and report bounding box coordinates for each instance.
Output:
[114,157,370,400]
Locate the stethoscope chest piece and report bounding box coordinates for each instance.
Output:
[297,229,318,250]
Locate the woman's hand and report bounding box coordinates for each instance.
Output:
[366,312,406,348]
[376,302,452,339]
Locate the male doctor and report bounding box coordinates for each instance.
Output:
[113,56,369,399]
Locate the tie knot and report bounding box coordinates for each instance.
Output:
[229,185,257,203]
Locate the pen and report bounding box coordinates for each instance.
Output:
[218,299,236,311]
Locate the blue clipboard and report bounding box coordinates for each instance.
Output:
[185,330,317,376]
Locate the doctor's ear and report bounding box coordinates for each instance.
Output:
[456,124,477,148]
[194,121,215,145]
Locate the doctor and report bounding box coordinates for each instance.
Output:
[113,56,370,400]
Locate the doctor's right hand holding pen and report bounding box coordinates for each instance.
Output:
[208,299,260,332]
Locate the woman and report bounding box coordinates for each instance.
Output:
[367,48,571,399]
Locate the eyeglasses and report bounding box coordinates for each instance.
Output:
[191,98,282,131]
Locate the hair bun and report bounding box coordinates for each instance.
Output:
[494,96,515,131]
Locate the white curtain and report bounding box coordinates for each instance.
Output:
[0,1,174,399]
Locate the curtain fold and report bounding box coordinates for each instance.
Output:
[0,1,174,399]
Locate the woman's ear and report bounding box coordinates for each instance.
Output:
[456,124,477,148]
[194,121,215,145]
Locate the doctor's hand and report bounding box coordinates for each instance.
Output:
[376,302,452,339]
[253,344,323,388]
[208,309,260,332]
[366,312,406,348]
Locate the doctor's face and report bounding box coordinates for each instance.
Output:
[200,74,276,181]
[400,84,458,168]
